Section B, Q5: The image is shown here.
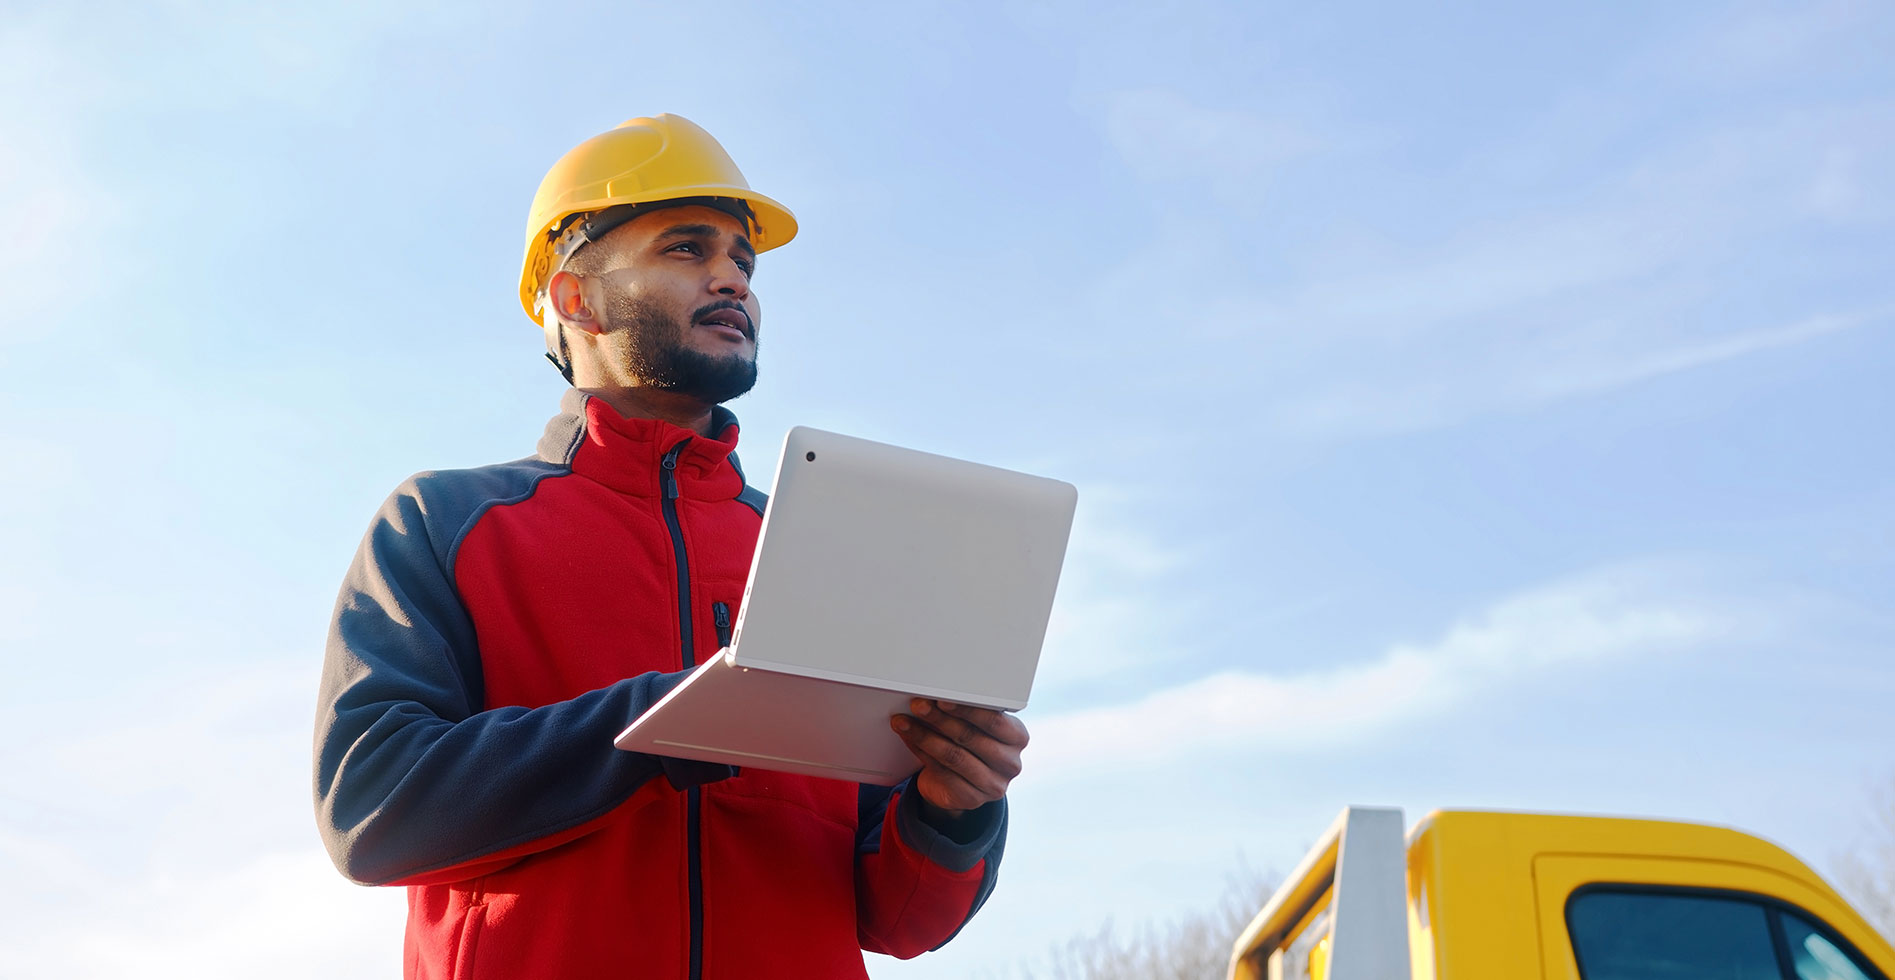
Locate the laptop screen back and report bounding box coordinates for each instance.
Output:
[729,427,1077,710]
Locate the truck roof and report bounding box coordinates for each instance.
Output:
[1411,808,1828,879]
[1229,806,1891,980]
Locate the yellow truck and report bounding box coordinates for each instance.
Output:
[1228,806,1894,980]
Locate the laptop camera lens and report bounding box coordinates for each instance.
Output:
[806,452,816,461]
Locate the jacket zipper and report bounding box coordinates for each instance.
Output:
[660,443,705,980]
[713,601,732,650]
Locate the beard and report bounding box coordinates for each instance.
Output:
[602,293,758,404]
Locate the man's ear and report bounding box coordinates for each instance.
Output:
[547,270,603,335]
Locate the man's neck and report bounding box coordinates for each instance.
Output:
[579,386,718,437]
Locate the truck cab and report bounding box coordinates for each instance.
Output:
[1228,807,1895,980]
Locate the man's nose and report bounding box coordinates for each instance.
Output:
[709,258,749,299]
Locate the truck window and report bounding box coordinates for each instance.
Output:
[1567,891,1780,980]
[1566,890,1890,980]
[1780,909,1878,980]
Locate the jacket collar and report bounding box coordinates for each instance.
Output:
[536,388,744,499]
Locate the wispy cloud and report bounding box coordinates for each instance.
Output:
[1518,309,1879,401]
[1675,0,1876,81]
[1275,307,1885,438]
[1032,488,1341,708]
[1029,562,1749,771]
[0,0,468,344]
[1033,490,1195,695]
[18,1,457,114]
[4,848,404,979]
[1103,89,1322,204]
[0,19,111,338]
[0,660,405,977]
[1080,29,1895,443]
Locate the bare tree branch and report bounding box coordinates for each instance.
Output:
[1834,772,1895,942]
[998,864,1278,980]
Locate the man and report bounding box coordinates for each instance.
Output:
[314,114,1027,979]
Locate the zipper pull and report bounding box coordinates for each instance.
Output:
[712,602,732,649]
[661,446,681,500]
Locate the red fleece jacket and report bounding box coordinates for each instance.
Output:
[314,391,1005,979]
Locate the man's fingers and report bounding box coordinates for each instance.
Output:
[901,705,1022,778]
[913,745,1005,806]
[891,716,1011,799]
[889,698,1032,814]
[913,758,988,812]
[914,699,1030,749]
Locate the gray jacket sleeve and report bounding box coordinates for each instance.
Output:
[312,471,723,886]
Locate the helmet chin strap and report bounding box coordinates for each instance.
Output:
[543,322,576,385]
[536,227,589,386]
[545,349,576,385]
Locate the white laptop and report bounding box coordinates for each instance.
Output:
[614,426,1077,784]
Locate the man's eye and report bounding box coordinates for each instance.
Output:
[668,242,701,255]
[737,260,755,278]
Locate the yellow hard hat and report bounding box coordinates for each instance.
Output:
[518,113,798,325]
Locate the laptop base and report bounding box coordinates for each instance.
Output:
[615,650,930,785]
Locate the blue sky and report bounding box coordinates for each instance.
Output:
[2,0,1892,975]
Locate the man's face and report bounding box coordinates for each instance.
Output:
[578,204,762,403]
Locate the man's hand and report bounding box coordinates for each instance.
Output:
[890,699,1028,817]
